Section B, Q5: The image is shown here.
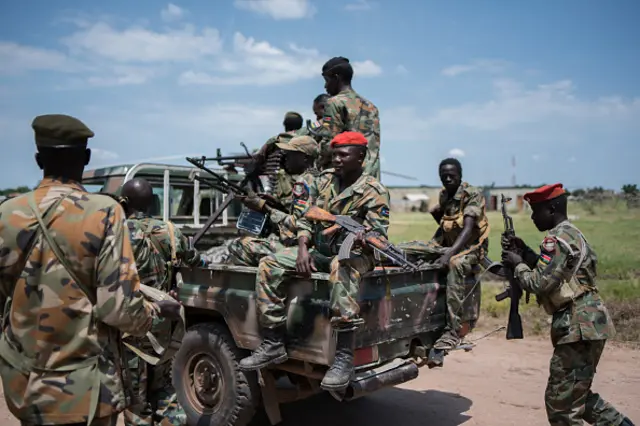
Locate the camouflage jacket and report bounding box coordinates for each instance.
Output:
[264,130,297,148]
[433,182,490,251]
[296,170,390,257]
[269,169,318,245]
[0,177,157,423]
[515,220,616,346]
[319,89,381,179]
[126,212,200,292]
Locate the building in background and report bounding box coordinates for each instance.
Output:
[388,185,536,214]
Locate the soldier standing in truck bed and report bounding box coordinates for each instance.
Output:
[317,57,381,179]
[501,183,634,426]
[0,114,181,426]
[238,131,390,393]
[227,135,319,266]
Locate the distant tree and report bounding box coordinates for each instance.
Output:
[622,184,638,195]
[572,188,586,197]
[622,184,639,209]
[0,186,31,196]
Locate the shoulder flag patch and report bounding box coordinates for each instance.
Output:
[293,199,308,212]
[538,253,552,267]
[380,206,389,218]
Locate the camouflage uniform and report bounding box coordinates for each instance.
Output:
[256,169,390,329]
[0,178,158,425]
[228,135,320,267]
[514,220,628,426]
[319,89,381,179]
[0,114,159,426]
[123,213,200,426]
[227,170,318,266]
[400,182,489,347]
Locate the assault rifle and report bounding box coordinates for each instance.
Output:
[303,206,419,271]
[495,194,525,340]
[186,157,288,212]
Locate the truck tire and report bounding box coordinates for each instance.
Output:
[172,322,260,426]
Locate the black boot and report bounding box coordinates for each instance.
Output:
[321,329,355,391]
[621,417,635,426]
[238,325,288,371]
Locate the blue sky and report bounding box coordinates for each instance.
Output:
[1,0,639,190]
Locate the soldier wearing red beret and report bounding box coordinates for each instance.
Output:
[502,183,633,426]
[239,131,391,393]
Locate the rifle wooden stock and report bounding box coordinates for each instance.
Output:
[304,206,338,223]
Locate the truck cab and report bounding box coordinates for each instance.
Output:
[81,163,244,248]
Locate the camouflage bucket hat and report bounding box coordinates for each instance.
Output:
[276,135,319,158]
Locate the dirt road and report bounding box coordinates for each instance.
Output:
[0,335,638,425]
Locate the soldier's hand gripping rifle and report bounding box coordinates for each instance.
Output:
[303,206,419,271]
[495,194,525,340]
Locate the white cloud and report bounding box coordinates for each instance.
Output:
[161,3,185,22]
[3,9,380,88]
[179,34,382,86]
[353,60,382,77]
[395,64,408,75]
[441,59,509,77]
[0,42,72,74]
[448,148,465,157]
[62,22,222,63]
[234,0,316,20]
[345,0,373,11]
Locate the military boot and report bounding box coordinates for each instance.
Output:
[238,325,288,371]
[621,417,635,426]
[321,329,356,391]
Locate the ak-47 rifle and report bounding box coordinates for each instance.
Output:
[303,206,419,271]
[495,194,525,340]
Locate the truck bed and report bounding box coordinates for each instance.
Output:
[176,264,480,368]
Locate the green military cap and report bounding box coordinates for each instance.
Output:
[276,135,319,158]
[31,114,95,148]
[284,111,302,120]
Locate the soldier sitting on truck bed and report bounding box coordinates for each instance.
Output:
[398,158,490,363]
[239,131,390,392]
[227,136,320,266]
[119,178,201,426]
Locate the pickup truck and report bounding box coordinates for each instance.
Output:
[171,261,483,426]
[81,161,487,426]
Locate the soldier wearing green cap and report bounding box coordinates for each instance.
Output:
[227,135,320,266]
[0,114,182,425]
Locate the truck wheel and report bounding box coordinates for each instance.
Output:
[173,322,260,426]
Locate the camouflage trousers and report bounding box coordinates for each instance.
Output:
[227,235,285,267]
[397,240,481,332]
[256,246,374,328]
[123,349,186,426]
[546,340,626,426]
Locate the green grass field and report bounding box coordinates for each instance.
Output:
[388,200,640,344]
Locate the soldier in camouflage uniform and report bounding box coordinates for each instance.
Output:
[502,183,634,426]
[317,57,381,179]
[227,136,320,266]
[0,114,181,426]
[239,132,390,392]
[401,159,490,359]
[253,111,304,166]
[120,178,201,426]
[296,94,329,137]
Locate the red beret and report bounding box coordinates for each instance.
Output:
[330,131,368,148]
[524,183,566,204]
